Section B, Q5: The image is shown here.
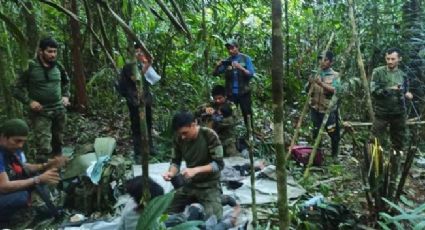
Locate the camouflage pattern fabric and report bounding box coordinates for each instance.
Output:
[370,66,407,116]
[372,114,406,151]
[370,66,408,151]
[29,110,66,162]
[168,184,223,219]
[196,101,239,157]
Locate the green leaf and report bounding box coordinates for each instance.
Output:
[381,198,405,214]
[169,221,203,230]
[136,192,175,230]
[391,214,425,222]
[0,11,27,46]
[400,196,415,208]
[412,202,425,215]
[377,221,392,230]
[414,221,425,230]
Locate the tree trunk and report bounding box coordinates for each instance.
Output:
[131,63,151,205]
[272,0,289,229]
[0,45,16,119]
[69,0,88,112]
[246,116,257,228]
[22,1,38,58]
[348,0,375,121]
[96,4,113,56]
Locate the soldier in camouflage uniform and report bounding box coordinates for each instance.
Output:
[309,51,341,158]
[162,111,224,219]
[13,37,70,162]
[196,85,239,157]
[370,48,413,151]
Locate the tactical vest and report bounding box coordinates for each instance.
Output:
[309,68,339,113]
[224,54,251,96]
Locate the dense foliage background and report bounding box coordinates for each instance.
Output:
[0,0,424,228]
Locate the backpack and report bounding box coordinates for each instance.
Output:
[291,145,324,166]
[62,155,129,215]
[23,60,69,85]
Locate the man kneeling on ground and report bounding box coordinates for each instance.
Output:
[162,111,224,220]
[0,119,68,223]
[196,85,239,157]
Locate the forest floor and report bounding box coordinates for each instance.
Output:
[17,109,425,229]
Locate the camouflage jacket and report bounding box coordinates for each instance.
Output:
[370,66,407,116]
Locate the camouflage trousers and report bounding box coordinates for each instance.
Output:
[168,183,223,219]
[29,110,66,162]
[222,138,239,157]
[372,114,406,151]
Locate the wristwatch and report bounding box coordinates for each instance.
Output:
[33,176,41,185]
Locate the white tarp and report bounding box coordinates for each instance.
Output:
[133,158,306,205]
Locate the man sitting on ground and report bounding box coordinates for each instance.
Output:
[0,119,68,224]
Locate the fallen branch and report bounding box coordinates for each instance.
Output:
[312,176,343,187]
[343,120,425,127]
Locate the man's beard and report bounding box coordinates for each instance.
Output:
[42,56,57,67]
[46,59,56,65]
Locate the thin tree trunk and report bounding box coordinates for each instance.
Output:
[22,1,38,58]
[83,0,117,71]
[69,0,88,112]
[153,0,190,40]
[96,4,113,56]
[303,96,338,179]
[0,45,15,119]
[95,0,153,60]
[169,0,191,39]
[131,63,151,205]
[272,0,289,229]
[246,116,257,228]
[348,0,374,121]
[286,33,334,161]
